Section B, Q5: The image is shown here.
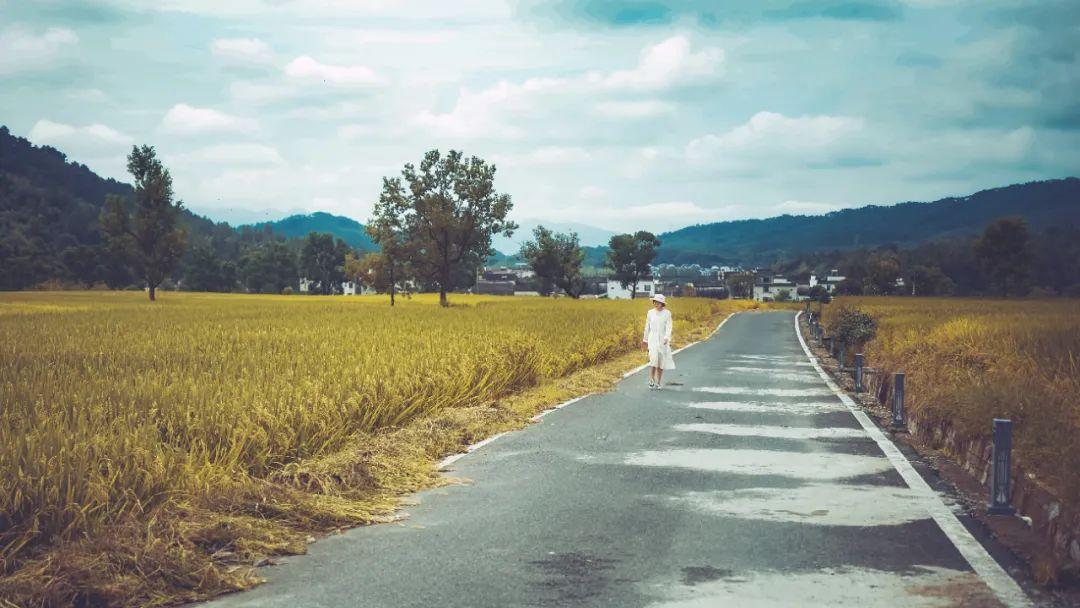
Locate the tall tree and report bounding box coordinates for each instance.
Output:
[98,145,187,301]
[363,203,414,306]
[377,149,516,307]
[299,232,351,295]
[605,231,660,299]
[520,226,586,298]
[240,240,297,294]
[975,217,1032,297]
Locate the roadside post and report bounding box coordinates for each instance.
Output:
[838,342,846,372]
[825,336,834,356]
[891,372,906,430]
[854,353,864,392]
[988,419,1016,515]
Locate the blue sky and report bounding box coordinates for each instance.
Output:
[1,0,1077,232]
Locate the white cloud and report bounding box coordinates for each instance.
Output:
[579,185,607,200]
[0,26,78,75]
[550,200,734,232]
[160,103,257,135]
[66,88,109,103]
[27,119,133,151]
[173,143,283,166]
[498,146,593,166]
[777,200,839,214]
[338,124,373,140]
[284,56,383,87]
[599,35,723,92]
[686,111,870,169]
[413,36,719,139]
[594,100,675,119]
[211,37,273,63]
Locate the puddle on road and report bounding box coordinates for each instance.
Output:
[624,449,893,480]
[646,565,1003,608]
[674,423,865,440]
[686,401,846,415]
[693,387,835,397]
[673,483,934,526]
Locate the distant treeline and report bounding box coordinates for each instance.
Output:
[769,218,1080,298]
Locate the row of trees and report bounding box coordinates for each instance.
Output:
[775,217,1080,298]
[515,228,661,299]
[96,145,366,299]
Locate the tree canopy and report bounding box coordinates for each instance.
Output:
[375,149,516,306]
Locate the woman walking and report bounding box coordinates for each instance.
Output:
[642,294,675,389]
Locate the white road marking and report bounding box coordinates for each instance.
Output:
[624,448,894,479]
[693,386,835,397]
[793,312,1031,608]
[674,422,866,439]
[675,483,936,526]
[721,367,823,382]
[686,400,848,415]
[648,565,1004,608]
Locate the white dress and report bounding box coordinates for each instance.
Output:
[643,308,676,370]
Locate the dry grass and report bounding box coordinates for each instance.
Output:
[0,291,758,606]
[822,297,1080,506]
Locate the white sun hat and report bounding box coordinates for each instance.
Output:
[651,293,666,304]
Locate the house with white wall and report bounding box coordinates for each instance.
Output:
[606,278,656,299]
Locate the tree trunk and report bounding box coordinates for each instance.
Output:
[439,268,449,307]
[389,266,396,307]
[148,284,156,301]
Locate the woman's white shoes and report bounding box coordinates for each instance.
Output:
[647,381,656,389]
[647,382,662,390]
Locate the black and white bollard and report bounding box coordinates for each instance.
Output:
[854,353,864,393]
[988,419,1016,515]
[891,372,906,430]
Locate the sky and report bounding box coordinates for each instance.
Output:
[1,0,1077,233]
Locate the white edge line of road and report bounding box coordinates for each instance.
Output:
[794,311,1032,608]
[438,312,740,470]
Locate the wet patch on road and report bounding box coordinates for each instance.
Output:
[528,551,627,606]
[679,565,733,586]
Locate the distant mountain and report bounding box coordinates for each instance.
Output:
[246,212,376,251]
[189,205,308,227]
[655,178,1080,265]
[494,219,617,253]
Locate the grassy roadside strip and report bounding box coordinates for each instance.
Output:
[0,300,759,607]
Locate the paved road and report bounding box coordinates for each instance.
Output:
[206,311,1028,608]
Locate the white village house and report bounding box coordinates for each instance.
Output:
[299,278,374,295]
[606,277,656,300]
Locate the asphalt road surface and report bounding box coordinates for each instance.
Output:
[205,311,1031,608]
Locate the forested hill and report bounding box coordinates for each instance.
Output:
[247,212,375,251]
[656,178,1080,265]
[0,126,278,289]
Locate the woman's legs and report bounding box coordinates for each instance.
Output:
[656,368,664,386]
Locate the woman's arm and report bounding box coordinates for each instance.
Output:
[664,311,672,343]
[643,312,651,343]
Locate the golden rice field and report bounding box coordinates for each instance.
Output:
[0,291,754,606]
[824,297,1080,505]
